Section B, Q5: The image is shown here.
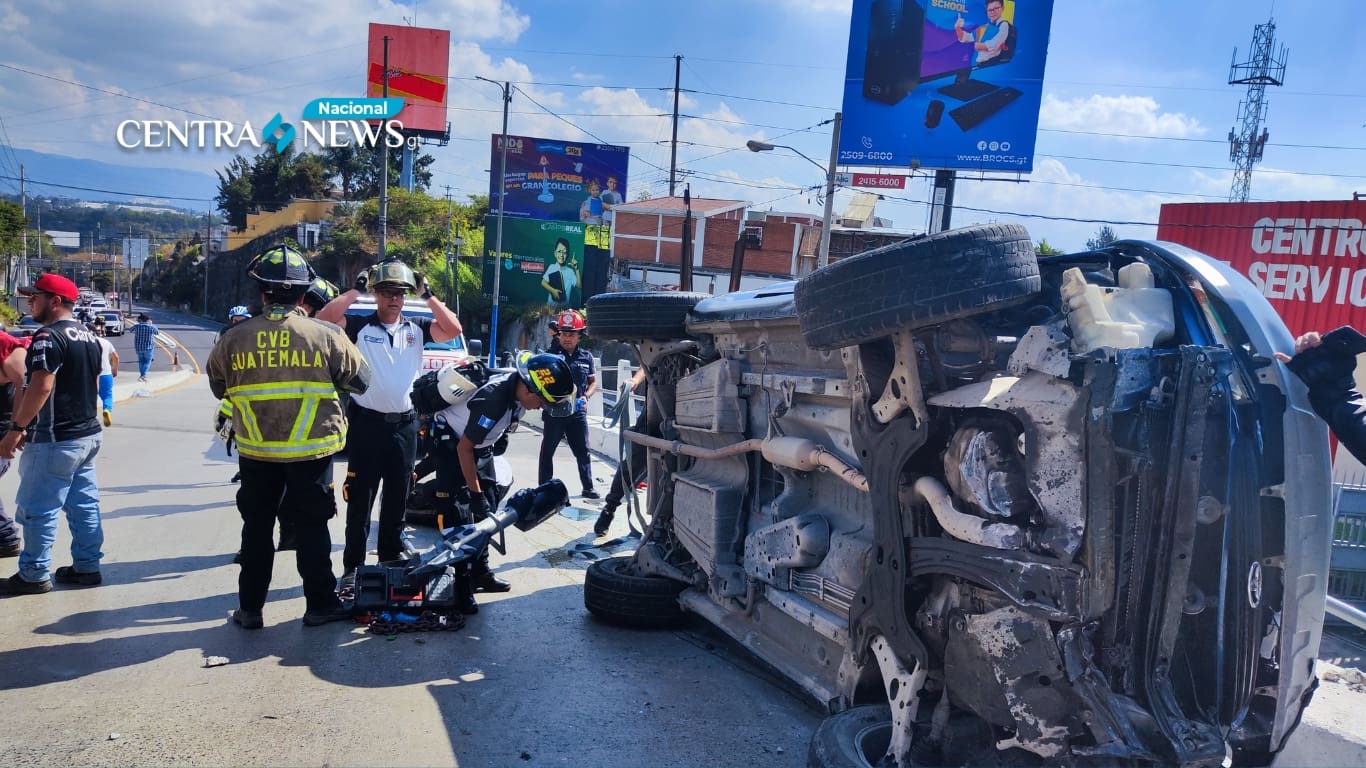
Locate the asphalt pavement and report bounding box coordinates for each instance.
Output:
[0,319,822,768]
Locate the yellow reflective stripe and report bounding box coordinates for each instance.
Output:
[235,433,344,459]
[235,401,264,443]
[291,395,320,443]
[227,381,336,397]
[218,399,233,416]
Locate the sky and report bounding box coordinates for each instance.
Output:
[0,0,1362,252]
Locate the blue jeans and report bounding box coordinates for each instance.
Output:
[99,374,114,411]
[137,351,153,378]
[16,436,104,581]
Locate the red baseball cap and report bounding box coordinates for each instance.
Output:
[18,273,79,302]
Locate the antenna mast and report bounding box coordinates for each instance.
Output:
[1227,18,1287,202]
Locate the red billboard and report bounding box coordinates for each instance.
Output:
[1157,200,1366,338]
[366,23,450,138]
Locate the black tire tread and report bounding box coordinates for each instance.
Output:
[583,555,687,628]
[794,223,1040,349]
[586,291,708,341]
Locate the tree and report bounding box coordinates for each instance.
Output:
[215,155,254,230]
[91,271,113,294]
[1086,225,1118,251]
[0,199,24,256]
[322,145,366,199]
[1035,238,1063,256]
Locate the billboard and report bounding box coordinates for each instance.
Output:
[488,134,631,223]
[1157,200,1366,338]
[366,23,450,138]
[482,217,588,308]
[839,0,1054,172]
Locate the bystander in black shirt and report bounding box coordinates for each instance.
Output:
[26,318,101,443]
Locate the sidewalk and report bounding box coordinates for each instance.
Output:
[111,368,199,406]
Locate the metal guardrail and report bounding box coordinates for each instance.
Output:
[1326,595,1366,632]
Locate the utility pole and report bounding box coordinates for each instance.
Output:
[203,211,210,316]
[1227,19,1287,202]
[378,35,392,260]
[669,55,682,197]
[444,185,458,315]
[18,164,25,293]
[476,76,512,366]
[816,112,841,270]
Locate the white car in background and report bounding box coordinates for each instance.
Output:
[101,311,124,336]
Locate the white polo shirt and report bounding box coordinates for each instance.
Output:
[343,312,434,414]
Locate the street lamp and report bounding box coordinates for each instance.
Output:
[475,75,512,367]
[746,112,842,274]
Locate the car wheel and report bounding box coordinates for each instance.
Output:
[585,291,708,342]
[793,223,1040,349]
[583,555,687,628]
[807,705,893,768]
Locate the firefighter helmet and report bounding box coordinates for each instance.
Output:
[369,259,419,293]
[554,308,586,332]
[303,277,339,315]
[515,351,576,417]
[246,245,315,290]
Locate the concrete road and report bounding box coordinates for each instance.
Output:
[0,374,821,767]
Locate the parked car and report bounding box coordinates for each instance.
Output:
[582,224,1329,767]
[101,311,124,336]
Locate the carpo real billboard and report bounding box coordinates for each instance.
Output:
[839,0,1054,172]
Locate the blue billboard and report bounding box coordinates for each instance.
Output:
[839,0,1054,172]
[489,134,630,223]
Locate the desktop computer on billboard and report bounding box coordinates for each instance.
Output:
[840,0,1054,173]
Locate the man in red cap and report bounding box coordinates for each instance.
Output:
[0,273,106,596]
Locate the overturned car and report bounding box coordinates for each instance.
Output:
[583,224,1330,767]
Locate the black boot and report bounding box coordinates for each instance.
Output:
[456,576,479,615]
[593,506,616,536]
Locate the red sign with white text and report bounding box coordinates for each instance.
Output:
[849,173,906,190]
[1157,200,1366,338]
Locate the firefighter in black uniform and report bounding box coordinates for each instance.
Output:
[430,352,576,611]
[538,309,599,498]
[206,246,370,628]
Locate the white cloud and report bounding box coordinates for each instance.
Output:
[0,4,29,33]
[1040,94,1206,139]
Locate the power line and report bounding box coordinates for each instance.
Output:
[1039,153,1366,180]
[682,88,835,111]
[1040,127,1366,151]
[0,173,213,201]
[4,43,366,121]
[0,63,217,119]
[511,84,675,177]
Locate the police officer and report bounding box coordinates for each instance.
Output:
[206,245,370,629]
[538,309,599,498]
[316,260,463,579]
[429,352,576,611]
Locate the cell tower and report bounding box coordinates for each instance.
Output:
[1227,18,1288,202]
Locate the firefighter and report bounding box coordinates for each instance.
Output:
[429,351,576,611]
[302,277,339,317]
[316,259,463,580]
[206,245,371,629]
[538,309,599,498]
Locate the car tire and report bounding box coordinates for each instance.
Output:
[793,223,1040,349]
[807,705,893,768]
[585,292,708,342]
[583,555,687,628]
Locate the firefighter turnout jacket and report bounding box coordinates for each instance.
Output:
[207,305,370,461]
